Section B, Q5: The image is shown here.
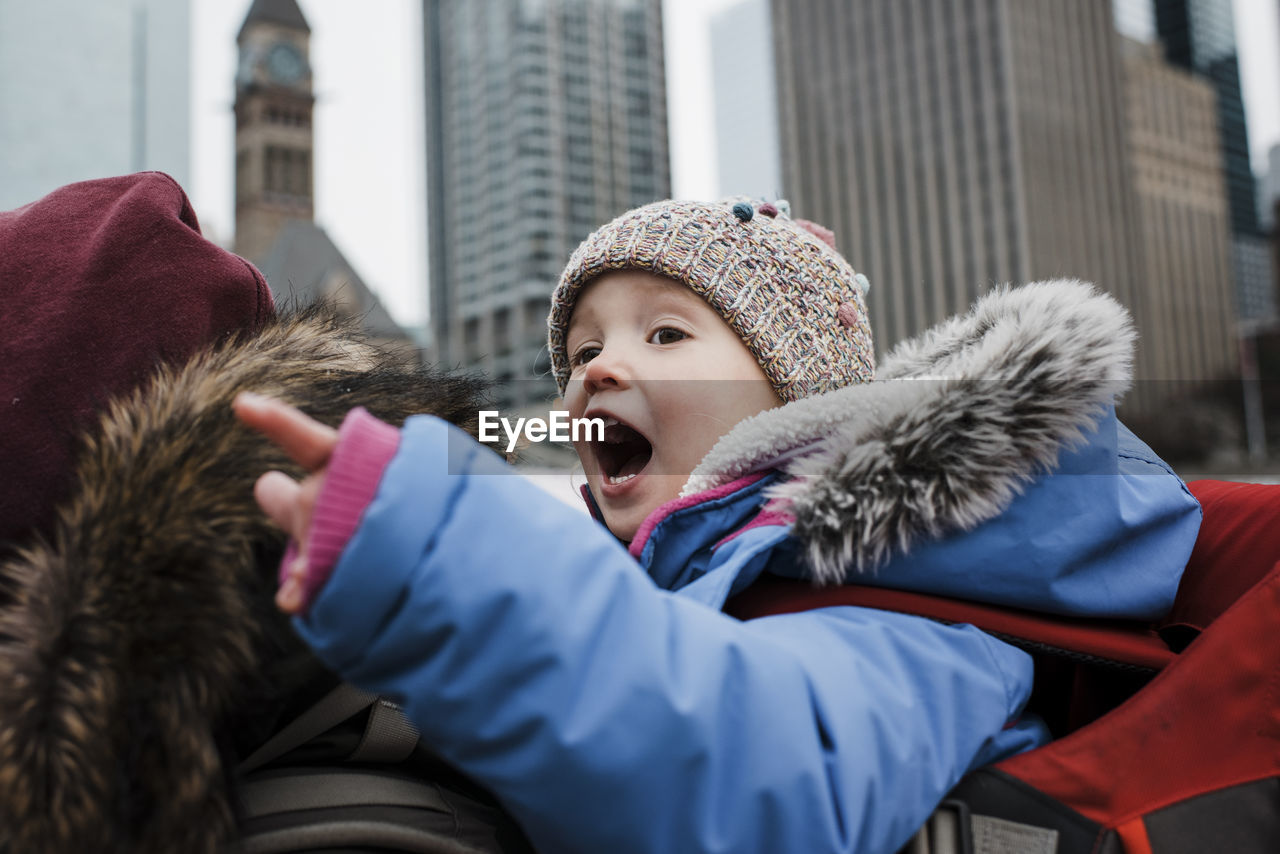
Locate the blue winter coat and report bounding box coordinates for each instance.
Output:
[295,281,1201,854]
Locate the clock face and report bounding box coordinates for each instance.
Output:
[266,42,305,84]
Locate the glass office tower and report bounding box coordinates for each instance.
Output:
[423,0,671,408]
[1151,0,1273,319]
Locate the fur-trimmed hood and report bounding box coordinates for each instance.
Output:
[684,279,1136,584]
[0,307,487,854]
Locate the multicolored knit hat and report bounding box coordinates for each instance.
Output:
[548,197,874,402]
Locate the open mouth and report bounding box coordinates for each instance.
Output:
[592,417,653,486]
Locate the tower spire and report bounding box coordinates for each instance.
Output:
[237,0,310,43]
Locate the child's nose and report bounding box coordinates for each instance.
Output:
[582,347,632,395]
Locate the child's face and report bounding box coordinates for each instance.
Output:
[564,271,782,542]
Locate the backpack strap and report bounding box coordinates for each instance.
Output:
[349,693,422,764]
[236,688,531,852]
[725,574,1174,672]
[239,683,419,774]
[236,767,493,854]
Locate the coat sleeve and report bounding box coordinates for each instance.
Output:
[295,415,1045,854]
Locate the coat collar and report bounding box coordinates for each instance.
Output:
[580,472,783,591]
[682,280,1136,584]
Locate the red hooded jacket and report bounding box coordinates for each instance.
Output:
[0,172,274,546]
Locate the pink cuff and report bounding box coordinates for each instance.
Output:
[288,407,402,611]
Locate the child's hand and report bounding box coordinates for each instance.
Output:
[233,392,339,614]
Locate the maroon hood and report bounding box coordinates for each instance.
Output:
[0,172,274,546]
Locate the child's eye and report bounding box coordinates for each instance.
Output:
[571,346,601,367]
[649,327,687,345]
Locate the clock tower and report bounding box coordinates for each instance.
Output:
[233,0,313,262]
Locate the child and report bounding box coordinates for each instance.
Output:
[236,198,1200,854]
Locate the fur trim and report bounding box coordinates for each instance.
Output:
[0,306,486,854]
[685,280,1134,583]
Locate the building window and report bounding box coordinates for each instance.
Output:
[266,146,311,198]
[235,150,250,203]
[464,317,482,362]
[494,307,512,356]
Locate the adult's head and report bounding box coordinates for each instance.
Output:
[0,172,274,546]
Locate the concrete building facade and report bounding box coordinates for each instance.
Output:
[770,0,1247,418]
[1123,38,1237,391]
[423,0,671,408]
[772,0,1148,369]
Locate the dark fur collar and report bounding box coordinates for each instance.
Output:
[0,307,486,853]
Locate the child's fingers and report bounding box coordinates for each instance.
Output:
[234,391,338,471]
[277,574,305,615]
[271,534,311,616]
[254,470,308,539]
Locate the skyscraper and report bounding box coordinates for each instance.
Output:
[772,0,1148,363]
[1259,143,1280,231]
[770,0,1251,413]
[1149,0,1274,320]
[423,0,671,408]
[1152,0,1258,236]
[1123,37,1236,389]
[1269,145,1280,300]
[1263,144,1280,233]
[0,0,190,210]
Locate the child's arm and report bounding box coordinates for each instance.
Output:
[240,404,1041,854]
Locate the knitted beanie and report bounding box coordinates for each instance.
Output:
[548,198,874,402]
[0,172,275,547]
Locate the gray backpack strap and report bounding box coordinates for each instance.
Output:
[236,768,478,854]
[238,683,380,774]
[349,694,422,764]
[235,686,529,853]
[240,769,449,817]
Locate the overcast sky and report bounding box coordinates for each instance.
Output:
[191,0,1280,330]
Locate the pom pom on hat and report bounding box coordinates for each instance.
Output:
[794,218,836,249]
